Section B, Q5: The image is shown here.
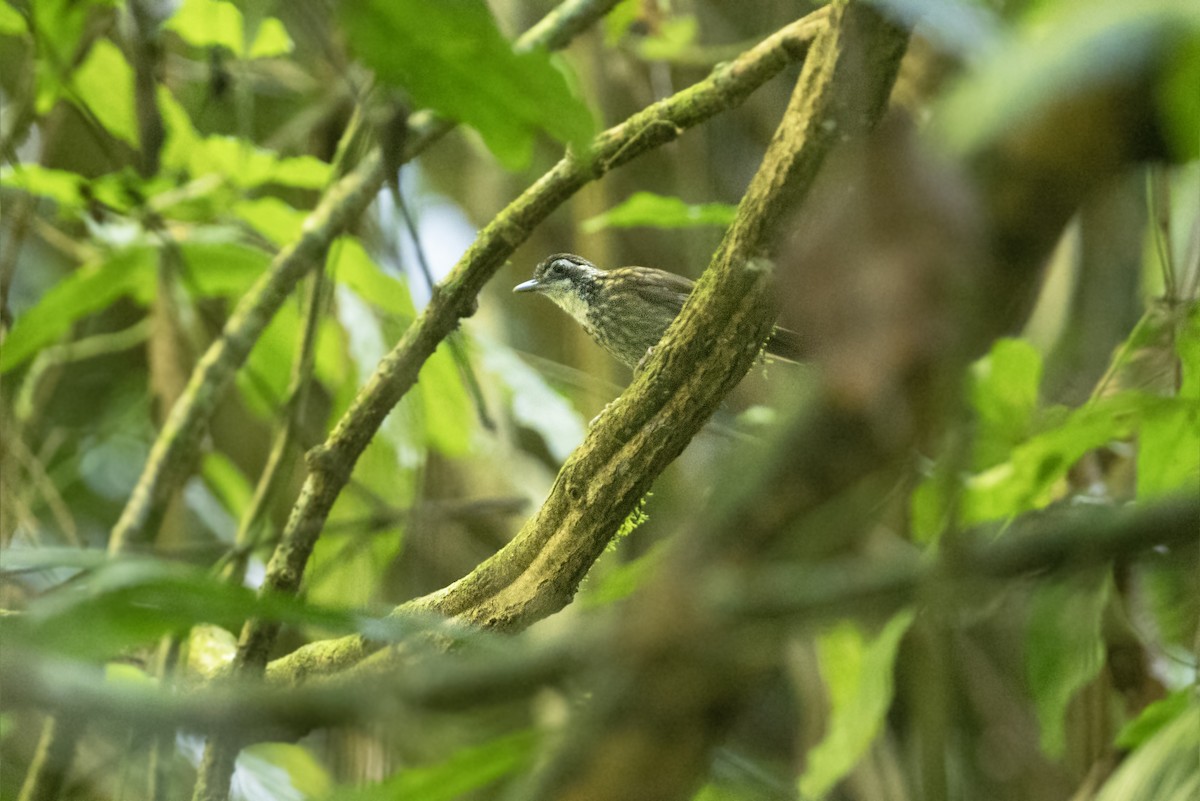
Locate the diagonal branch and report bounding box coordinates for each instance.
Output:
[107,0,625,555]
[263,9,831,686]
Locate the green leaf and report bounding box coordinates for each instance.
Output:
[603,0,641,45]
[237,300,346,420]
[691,784,761,801]
[961,392,1145,524]
[331,237,416,317]
[180,136,331,189]
[201,451,253,522]
[165,0,292,59]
[1137,550,1200,653]
[1177,303,1200,401]
[1095,695,1199,801]
[969,338,1043,468]
[1138,399,1200,498]
[247,17,293,58]
[159,87,202,174]
[0,247,156,373]
[179,241,271,297]
[581,191,737,233]
[70,37,138,147]
[0,556,377,659]
[0,2,27,35]
[1115,690,1191,750]
[418,342,474,457]
[799,609,914,798]
[165,0,242,53]
[581,542,667,609]
[0,164,85,209]
[340,0,594,169]
[637,16,699,61]
[30,0,118,114]
[232,197,308,246]
[937,0,1200,154]
[329,730,538,801]
[1026,573,1110,759]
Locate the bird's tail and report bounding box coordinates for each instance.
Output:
[765,326,804,363]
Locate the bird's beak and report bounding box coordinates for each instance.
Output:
[513,279,541,294]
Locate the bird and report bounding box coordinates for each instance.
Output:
[513,253,802,369]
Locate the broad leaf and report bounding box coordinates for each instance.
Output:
[1026,573,1109,758]
[1115,690,1191,750]
[165,0,292,59]
[418,342,475,457]
[341,0,594,169]
[0,164,86,209]
[582,191,737,232]
[970,338,1042,468]
[961,392,1146,524]
[0,247,156,373]
[330,237,416,318]
[232,197,308,246]
[71,38,138,147]
[799,609,914,798]
[0,2,26,35]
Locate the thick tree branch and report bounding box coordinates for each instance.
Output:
[262,10,830,686]
[522,6,911,797]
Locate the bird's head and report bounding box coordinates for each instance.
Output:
[513,253,602,321]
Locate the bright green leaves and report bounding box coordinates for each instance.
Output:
[1138,398,1200,498]
[969,338,1043,468]
[0,3,26,35]
[1025,574,1110,758]
[164,0,293,59]
[914,327,1200,535]
[0,164,87,209]
[0,247,156,373]
[163,127,332,191]
[340,0,594,169]
[27,0,120,114]
[1116,690,1192,750]
[71,37,138,146]
[0,241,269,379]
[582,191,737,233]
[798,610,914,799]
[961,392,1142,524]
[1139,306,1200,498]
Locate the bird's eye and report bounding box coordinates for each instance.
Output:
[550,259,570,276]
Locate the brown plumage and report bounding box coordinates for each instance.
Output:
[514,253,802,369]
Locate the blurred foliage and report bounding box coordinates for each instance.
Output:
[0,0,1196,800]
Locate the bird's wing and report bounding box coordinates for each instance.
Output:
[616,267,694,315]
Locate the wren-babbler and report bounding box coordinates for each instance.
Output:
[514,253,802,368]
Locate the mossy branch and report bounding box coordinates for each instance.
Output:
[263,9,831,687]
